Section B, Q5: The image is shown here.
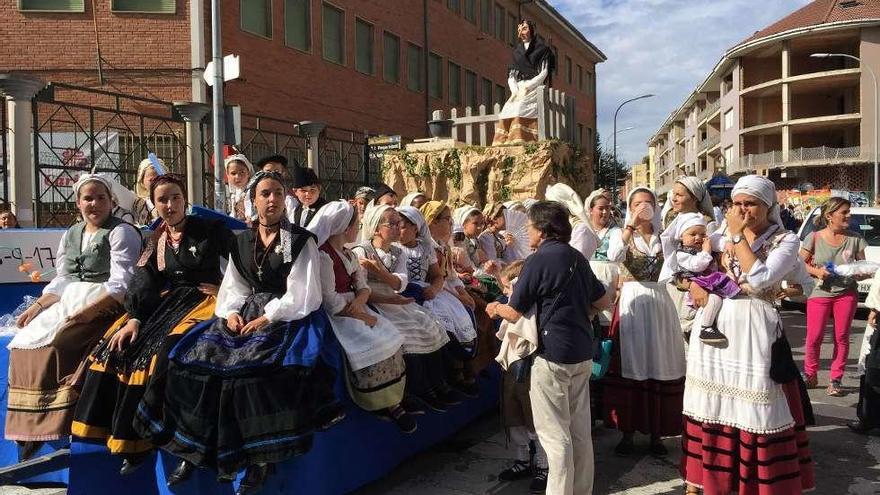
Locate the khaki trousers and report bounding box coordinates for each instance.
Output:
[529,356,594,495]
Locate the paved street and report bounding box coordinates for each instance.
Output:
[3,309,878,495]
[354,309,880,495]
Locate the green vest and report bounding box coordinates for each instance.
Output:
[62,216,126,283]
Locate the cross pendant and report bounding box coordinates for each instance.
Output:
[256,268,263,280]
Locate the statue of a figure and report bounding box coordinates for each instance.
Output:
[493,20,556,146]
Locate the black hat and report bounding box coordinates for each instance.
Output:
[292,166,321,188]
[373,183,396,202]
[255,154,290,170]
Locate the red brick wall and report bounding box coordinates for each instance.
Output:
[0,0,192,102]
[223,0,600,142]
[1,0,599,146]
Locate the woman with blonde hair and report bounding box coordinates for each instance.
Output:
[131,157,167,226]
[801,196,866,396]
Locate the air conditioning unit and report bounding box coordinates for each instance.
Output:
[780,168,805,178]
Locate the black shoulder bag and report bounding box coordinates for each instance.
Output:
[511,252,579,384]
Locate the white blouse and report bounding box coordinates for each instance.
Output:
[43,223,142,302]
[351,243,409,293]
[735,230,801,292]
[606,228,662,262]
[319,246,370,315]
[215,237,323,322]
[571,222,599,260]
[675,250,714,274]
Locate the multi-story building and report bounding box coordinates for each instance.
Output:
[649,0,880,197]
[2,0,604,146]
[629,160,650,189]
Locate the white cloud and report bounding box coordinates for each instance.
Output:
[551,0,811,167]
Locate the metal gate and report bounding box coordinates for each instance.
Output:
[32,83,188,227]
[318,126,373,200]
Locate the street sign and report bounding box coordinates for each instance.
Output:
[203,55,241,86]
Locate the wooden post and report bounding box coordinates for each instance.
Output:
[536,85,547,141]
[450,107,458,142]
[478,104,487,146]
[464,106,473,145]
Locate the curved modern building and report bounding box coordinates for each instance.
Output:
[649,0,880,196]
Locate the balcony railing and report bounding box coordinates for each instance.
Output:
[700,135,721,151]
[732,146,865,173]
[697,100,721,123]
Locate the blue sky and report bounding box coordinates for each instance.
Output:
[552,0,812,167]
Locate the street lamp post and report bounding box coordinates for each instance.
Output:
[613,94,654,203]
[811,53,877,200]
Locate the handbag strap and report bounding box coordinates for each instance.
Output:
[536,250,579,332]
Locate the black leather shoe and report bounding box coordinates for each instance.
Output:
[236,463,274,495]
[17,441,44,462]
[529,468,548,494]
[847,419,878,435]
[498,460,532,481]
[614,437,635,457]
[167,459,196,486]
[315,404,347,431]
[120,452,151,476]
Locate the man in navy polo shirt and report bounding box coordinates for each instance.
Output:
[488,200,610,495]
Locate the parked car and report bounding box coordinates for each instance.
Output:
[795,206,880,309]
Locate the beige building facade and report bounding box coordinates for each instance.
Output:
[649,0,880,197]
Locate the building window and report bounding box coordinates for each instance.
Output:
[407,44,424,92]
[383,32,400,83]
[723,109,734,130]
[111,0,175,13]
[495,83,506,107]
[465,70,478,109]
[576,123,584,147]
[464,0,476,23]
[482,77,493,107]
[577,64,583,92]
[322,3,344,65]
[480,0,491,32]
[587,127,593,149]
[428,52,443,99]
[494,3,505,40]
[723,146,733,167]
[585,70,593,95]
[566,56,573,85]
[508,13,517,46]
[284,0,310,51]
[448,62,461,106]
[447,0,460,13]
[355,18,374,75]
[551,46,558,75]
[241,0,272,38]
[18,0,84,11]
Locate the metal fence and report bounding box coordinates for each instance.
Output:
[318,126,372,200]
[32,83,187,226]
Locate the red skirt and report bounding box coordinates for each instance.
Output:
[681,381,815,495]
[602,302,684,436]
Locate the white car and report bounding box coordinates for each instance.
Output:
[796,206,880,308]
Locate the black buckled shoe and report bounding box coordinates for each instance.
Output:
[529,467,548,494]
[167,459,196,486]
[498,460,532,481]
[236,463,274,495]
[120,451,151,476]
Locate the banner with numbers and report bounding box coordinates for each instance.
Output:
[0,230,65,284]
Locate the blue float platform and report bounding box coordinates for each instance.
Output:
[0,284,501,494]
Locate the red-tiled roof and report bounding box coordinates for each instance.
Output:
[742,0,880,44]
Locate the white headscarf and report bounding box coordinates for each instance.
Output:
[400,192,427,208]
[731,175,784,228]
[453,205,480,232]
[73,173,116,200]
[397,205,435,251]
[660,175,714,224]
[545,183,588,225]
[224,153,254,174]
[585,188,610,210]
[308,200,356,246]
[624,187,662,235]
[135,157,167,199]
[360,203,393,242]
[661,212,705,259]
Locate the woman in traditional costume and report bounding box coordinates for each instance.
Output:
[224,153,254,221]
[398,206,479,396]
[493,19,555,145]
[682,175,815,495]
[133,171,339,494]
[308,200,415,433]
[586,188,619,328]
[400,191,428,209]
[604,187,686,457]
[5,174,142,461]
[479,203,528,267]
[71,174,233,475]
[352,204,455,413]
[545,183,599,260]
[132,157,167,226]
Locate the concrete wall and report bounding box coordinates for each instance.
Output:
[859,26,880,155]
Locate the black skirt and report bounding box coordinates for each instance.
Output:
[133,292,337,477]
[72,286,214,454]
